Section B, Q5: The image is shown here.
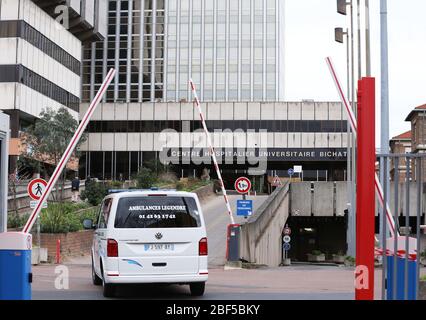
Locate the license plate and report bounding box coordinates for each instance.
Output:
[144,244,174,251]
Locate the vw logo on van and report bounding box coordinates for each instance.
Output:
[155,232,163,240]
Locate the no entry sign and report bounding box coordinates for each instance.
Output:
[234,177,251,194]
[27,178,47,201]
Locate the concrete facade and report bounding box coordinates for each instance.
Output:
[79,101,349,181]
[82,0,285,103]
[0,0,108,173]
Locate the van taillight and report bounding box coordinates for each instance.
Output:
[199,238,208,256]
[107,239,118,257]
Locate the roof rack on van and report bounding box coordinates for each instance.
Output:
[108,188,177,194]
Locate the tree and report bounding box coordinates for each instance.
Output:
[80,180,108,206]
[23,107,86,201]
[135,167,157,189]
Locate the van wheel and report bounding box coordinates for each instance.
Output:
[189,282,205,296]
[102,276,116,298]
[92,257,102,286]
[101,265,116,298]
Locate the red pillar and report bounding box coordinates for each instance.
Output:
[356,77,376,300]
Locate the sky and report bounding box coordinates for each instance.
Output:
[284,0,426,144]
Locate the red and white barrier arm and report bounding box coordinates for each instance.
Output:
[325,57,398,237]
[189,79,235,225]
[22,69,117,233]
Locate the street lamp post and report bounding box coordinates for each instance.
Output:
[379,0,390,277]
[337,0,356,258]
[357,0,362,79]
[365,0,371,76]
[335,28,350,99]
[335,27,354,257]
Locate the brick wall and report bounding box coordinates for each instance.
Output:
[39,230,94,261]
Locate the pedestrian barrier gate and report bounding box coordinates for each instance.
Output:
[377,153,425,300]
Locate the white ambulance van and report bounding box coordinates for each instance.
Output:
[84,190,208,298]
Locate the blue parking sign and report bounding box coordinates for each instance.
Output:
[237,200,253,217]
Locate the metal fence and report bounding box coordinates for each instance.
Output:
[378,153,425,300]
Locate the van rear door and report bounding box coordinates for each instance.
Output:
[114,195,204,276]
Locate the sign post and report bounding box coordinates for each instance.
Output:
[288,168,294,182]
[235,177,252,223]
[236,200,253,217]
[294,165,303,181]
[282,225,292,266]
[235,177,251,199]
[27,178,48,209]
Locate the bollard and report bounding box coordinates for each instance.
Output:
[56,239,61,264]
[0,232,32,300]
[226,224,241,262]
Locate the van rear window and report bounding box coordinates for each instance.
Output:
[114,196,201,228]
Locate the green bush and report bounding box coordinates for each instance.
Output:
[40,202,99,234]
[7,213,30,229]
[79,206,99,224]
[80,181,108,206]
[345,256,356,266]
[176,181,185,191]
[135,167,157,189]
[109,180,123,188]
[40,203,70,233]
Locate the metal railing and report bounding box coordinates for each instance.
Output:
[378,153,425,300]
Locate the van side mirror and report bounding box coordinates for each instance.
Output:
[83,219,95,230]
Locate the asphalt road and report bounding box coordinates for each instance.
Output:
[202,194,268,266]
[30,194,387,300]
[32,263,358,300]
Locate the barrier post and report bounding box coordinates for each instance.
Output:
[56,239,61,264]
[355,77,376,300]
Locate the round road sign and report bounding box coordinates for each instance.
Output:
[283,243,291,251]
[283,235,291,243]
[234,177,252,194]
[288,168,294,176]
[27,178,47,201]
[283,227,291,236]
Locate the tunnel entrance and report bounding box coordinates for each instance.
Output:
[286,216,347,263]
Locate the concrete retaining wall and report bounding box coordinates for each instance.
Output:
[290,182,311,216]
[193,183,215,203]
[240,183,290,266]
[376,182,426,217]
[290,182,347,217]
